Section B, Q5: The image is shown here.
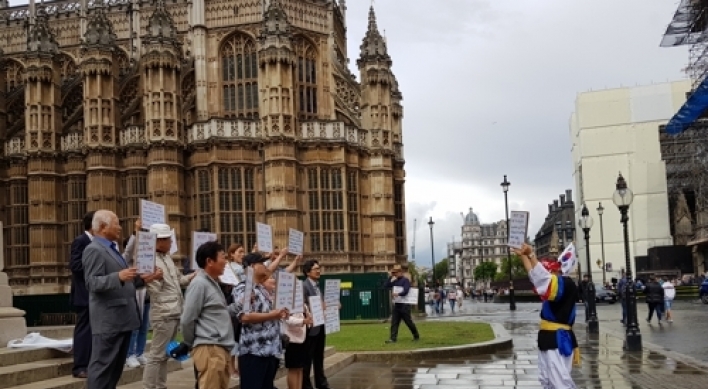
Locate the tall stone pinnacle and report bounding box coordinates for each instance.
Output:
[27,5,59,54]
[84,0,117,48]
[358,6,390,64]
[146,0,177,43]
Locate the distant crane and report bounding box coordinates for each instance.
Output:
[410,218,416,260]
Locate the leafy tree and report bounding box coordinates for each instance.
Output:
[474,261,498,283]
[433,258,450,285]
[406,261,425,286]
[494,254,528,281]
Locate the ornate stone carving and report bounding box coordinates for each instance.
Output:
[27,6,59,54]
[83,0,117,48]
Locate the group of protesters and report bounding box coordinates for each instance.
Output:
[69,209,337,389]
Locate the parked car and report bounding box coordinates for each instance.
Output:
[700,279,708,304]
[595,284,617,304]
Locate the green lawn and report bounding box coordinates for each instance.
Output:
[326,321,494,352]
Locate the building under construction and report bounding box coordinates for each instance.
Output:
[660,0,708,274]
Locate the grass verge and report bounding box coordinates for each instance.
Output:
[326,321,494,352]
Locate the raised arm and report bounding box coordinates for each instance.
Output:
[514,243,561,301]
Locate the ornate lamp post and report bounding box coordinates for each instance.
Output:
[597,202,607,285]
[428,217,436,286]
[579,204,599,334]
[613,173,642,351]
[501,175,516,311]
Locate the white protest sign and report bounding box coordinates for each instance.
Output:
[242,266,255,313]
[219,266,240,286]
[308,296,325,327]
[191,231,217,270]
[288,228,304,256]
[135,231,157,274]
[393,286,419,305]
[140,199,165,229]
[274,271,296,310]
[292,279,304,314]
[170,230,178,255]
[507,211,530,249]
[325,306,340,334]
[324,279,341,308]
[256,222,273,253]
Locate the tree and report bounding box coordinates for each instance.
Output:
[494,254,528,281]
[406,261,425,286]
[474,261,498,284]
[434,258,450,284]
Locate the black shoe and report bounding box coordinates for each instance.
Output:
[413,337,420,342]
[385,339,397,344]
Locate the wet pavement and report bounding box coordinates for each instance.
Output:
[321,302,708,388]
[426,300,708,362]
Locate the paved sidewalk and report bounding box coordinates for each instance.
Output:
[318,321,708,389]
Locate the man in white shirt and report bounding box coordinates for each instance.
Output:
[662,278,676,323]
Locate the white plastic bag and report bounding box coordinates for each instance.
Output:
[7,332,73,353]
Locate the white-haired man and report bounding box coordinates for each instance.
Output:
[142,223,196,389]
[82,210,162,389]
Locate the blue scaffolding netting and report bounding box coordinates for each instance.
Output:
[665,76,708,135]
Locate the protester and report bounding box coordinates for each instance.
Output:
[69,211,95,379]
[180,241,235,389]
[122,219,150,369]
[384,264,420,343]
[283,307,313,389]
[231,253,288,389]
[82,210,162,389]
[302,259,331,389]
[514,243,580,389]
[142,224,196,389]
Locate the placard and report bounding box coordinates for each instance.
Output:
[288,228,304,256]
[191,231,217,270]
[140,199,166,229]
[256,222,273,253]
[274,271,296,310]
[507,211,530,249]
[393,286,419,305]
[292,279,304,314]
[135,231,157,274]
[325,306,340,334]
[170,230,178,255]
[242,266,255,313]
[308,296,325,327]
[219,266,240,286]
[324,279,341,308]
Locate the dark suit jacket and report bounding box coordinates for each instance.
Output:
[82,238,144,335]
[303,278,323,336]
[69,233,92,307]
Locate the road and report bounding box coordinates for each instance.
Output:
[427,299,708,362]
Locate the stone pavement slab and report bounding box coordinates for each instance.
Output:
[319,321,708,389]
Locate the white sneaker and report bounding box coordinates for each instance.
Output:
[137,355,147,365]
[125,356,140,368]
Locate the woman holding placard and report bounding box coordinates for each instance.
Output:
[283,308,313,389]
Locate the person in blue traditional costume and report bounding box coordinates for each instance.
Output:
[513,243,580,389]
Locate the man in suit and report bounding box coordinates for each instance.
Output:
[82,210,162,389]
[302,259,332,389]
[69,211,96,378]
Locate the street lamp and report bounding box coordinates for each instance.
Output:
[501,175,516,311]
[428,217,436,286]
[579,204,599,334]
[613,173,642,351]
[597,202,607,285]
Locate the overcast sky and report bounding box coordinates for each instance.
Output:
[8,0,689,265]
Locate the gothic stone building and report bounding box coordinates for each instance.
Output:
[0,0,407,295]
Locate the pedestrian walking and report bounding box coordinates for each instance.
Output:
[644,276,665,324]
[384,265,420,343]
[662,278,675,323]
[447,286,457,313]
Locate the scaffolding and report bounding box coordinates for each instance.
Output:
[660,0,708,272]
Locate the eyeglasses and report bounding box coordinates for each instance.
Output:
[311,267,321,271]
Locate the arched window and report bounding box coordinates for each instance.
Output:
[294,37,318,120]
[221,33,259,119]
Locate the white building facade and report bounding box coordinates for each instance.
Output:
[570,80,690,282]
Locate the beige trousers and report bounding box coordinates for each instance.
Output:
[193,344,230,389]
[142,319,179,389]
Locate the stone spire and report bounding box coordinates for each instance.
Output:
[358,6,390,65]
[261,0,290,37]
[83,0,117,48]
[146,0,178,44]
[27,4,59,54]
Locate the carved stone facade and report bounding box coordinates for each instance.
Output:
[0,0,406,295]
